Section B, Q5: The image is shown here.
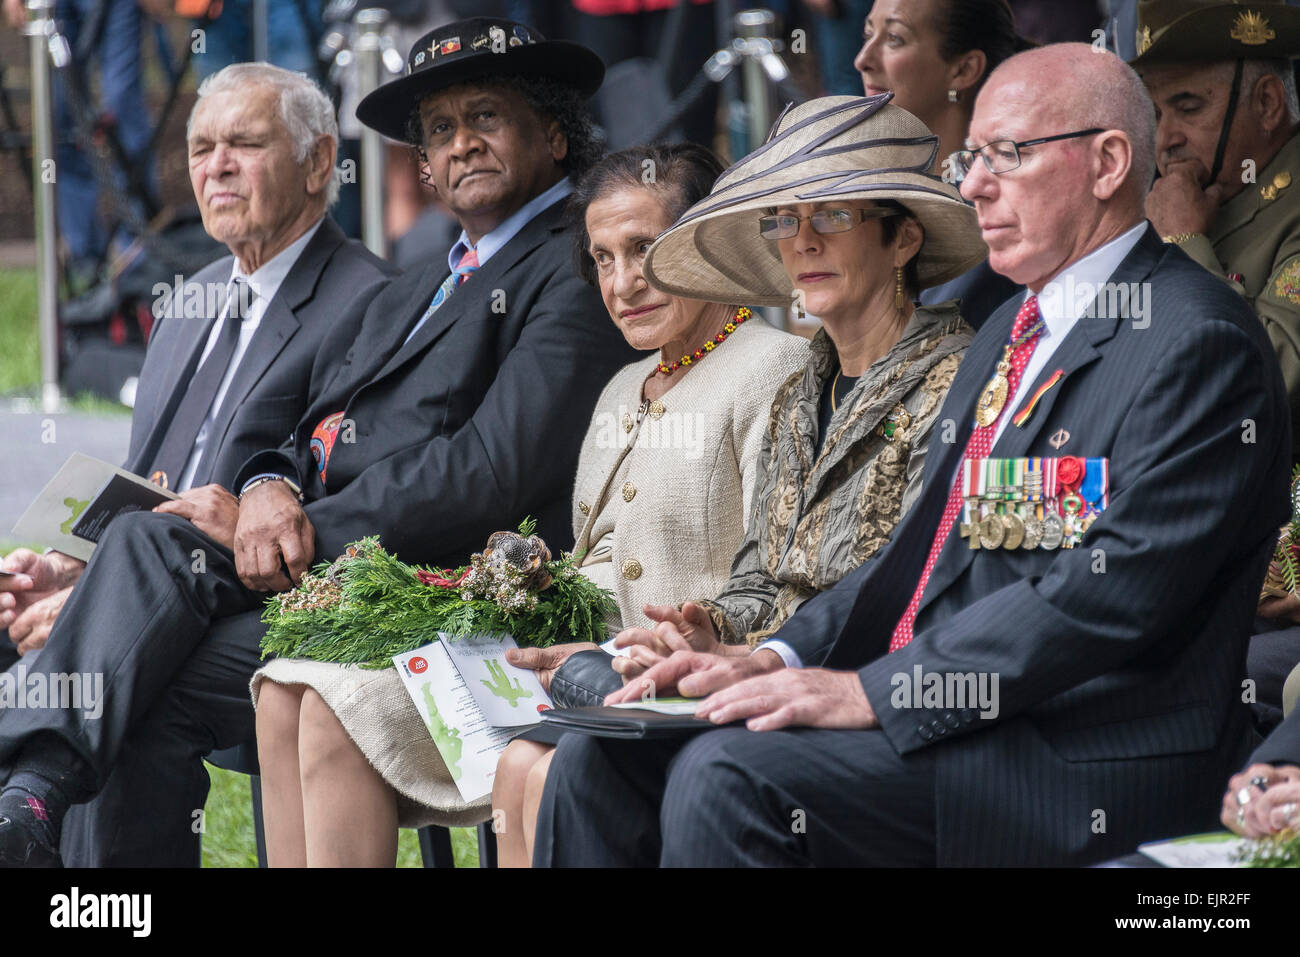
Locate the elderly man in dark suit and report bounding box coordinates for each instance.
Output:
[534,43,1293,867]
[0,18,637,866]
[0,63,390,662]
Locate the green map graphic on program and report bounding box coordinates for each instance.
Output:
[60,497,91,535]
[480,658,533,708]
[421,682,462,780]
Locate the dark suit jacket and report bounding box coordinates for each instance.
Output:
[237,195,642,570]
[771,224,1292,865]
[1252,707,1300,766]
[126,218,394,491]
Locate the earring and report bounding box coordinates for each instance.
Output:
[948,88,959,103]
[894,267,904,309]
[796,297,806,320]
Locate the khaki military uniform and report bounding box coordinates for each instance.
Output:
[1174,130,1300,454]
[1130,0,1300,454]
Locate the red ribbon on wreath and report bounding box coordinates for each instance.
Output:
[415,568,470,588]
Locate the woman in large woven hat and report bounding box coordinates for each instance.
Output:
[496,93,989,866]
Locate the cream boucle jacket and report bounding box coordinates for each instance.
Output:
[571,317,809,632]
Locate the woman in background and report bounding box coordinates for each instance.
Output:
[855,0,1027,327]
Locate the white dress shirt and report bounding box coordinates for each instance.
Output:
[759,220,1149,670]
[176,218,323,491]
[989,220,1148,448]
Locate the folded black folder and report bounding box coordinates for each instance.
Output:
[537,705,720,740]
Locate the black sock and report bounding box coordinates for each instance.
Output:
[15,733,95,804]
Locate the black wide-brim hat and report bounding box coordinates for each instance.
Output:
[356,18,605,143]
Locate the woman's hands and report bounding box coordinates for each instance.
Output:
[505,642,600,693]
[610,602,742,680]
[1221,763,1300,838]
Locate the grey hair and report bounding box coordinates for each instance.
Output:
[1242,59,1300,124]
[190,62,341,208]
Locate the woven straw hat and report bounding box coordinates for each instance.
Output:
[642,93,986,306]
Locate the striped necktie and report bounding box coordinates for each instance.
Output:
[402,246,480,346]
[889,295,1043,651]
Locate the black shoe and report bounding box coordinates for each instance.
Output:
[0,812,62,867]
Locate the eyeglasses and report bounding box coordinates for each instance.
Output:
[954,128,1105,177]
[758,207,898,240]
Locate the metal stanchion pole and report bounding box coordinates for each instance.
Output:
[25,0,67,413]
[734,9,774,154]
[252,0,269,62]
[733,9,790,330]
[355,8,387,258]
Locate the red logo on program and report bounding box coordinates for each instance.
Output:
[537,704,551,712]
[409,657,428,674]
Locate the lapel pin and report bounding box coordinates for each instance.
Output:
[1049,428,1070,450]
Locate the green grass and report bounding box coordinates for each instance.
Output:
[202,765,483,868]
[0,269,40,395]
[0,266,129,414]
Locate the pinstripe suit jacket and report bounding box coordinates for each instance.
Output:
[774,224,1293,865]
[1252,707,1300,767]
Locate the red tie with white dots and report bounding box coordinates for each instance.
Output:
[889,294,1043,652]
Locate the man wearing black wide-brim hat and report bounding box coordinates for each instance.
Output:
[1133,1,1300,457]
[0,19,638,867]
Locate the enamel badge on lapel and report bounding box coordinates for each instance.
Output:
[1049,428,1070,450]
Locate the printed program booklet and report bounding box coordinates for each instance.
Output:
[11,453,177,561]
[1138,832,1249,868]
[392,633,553,803]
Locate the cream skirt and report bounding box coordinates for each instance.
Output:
[251,658,492,829]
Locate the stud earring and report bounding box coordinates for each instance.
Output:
[948,88,959,103]
[895,267,905,309]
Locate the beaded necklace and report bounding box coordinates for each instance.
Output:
[656,306,752,375]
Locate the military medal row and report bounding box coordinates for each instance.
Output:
[958,455,1109,551]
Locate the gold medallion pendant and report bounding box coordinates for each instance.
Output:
[975,361,1011,427]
